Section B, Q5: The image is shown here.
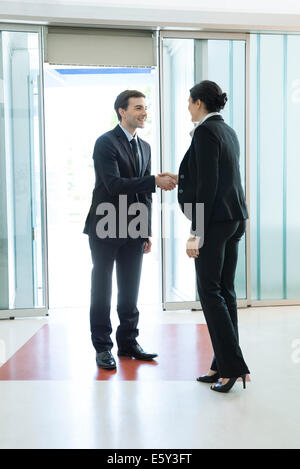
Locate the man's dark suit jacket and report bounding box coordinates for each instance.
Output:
[83,125,156,240]
[178,115,248,238]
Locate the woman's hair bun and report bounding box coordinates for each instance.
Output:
[216,92,228,109]
[190,80,228,112]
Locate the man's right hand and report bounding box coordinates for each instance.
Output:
[155,174,178,191]
[157,172,178,185]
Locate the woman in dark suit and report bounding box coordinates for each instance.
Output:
[177,80,250,392]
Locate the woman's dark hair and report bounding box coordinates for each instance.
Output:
[190,80,228,112]
[114,89,146,121]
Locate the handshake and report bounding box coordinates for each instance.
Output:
[155,172,178,191]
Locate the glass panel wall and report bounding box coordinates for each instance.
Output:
[250,34,300,300]
[0,30,46,313]
[162,37,247,305]
[162,39,195,303]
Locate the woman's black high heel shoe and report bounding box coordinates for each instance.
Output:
[210,374,246,393]
[197,372,220,383]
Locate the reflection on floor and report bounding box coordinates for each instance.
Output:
[0,305,300,449]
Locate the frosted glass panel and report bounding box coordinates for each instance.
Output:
[162,39,196,303]
[250,34,300,300]
[0,30,46,311]
[286,36,300,298]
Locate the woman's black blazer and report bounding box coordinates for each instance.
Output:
[177,115,248,238]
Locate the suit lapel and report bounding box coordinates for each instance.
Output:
[138,137,148,176]
[114,125,138,176]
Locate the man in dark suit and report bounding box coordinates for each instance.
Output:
[84,89,177,369]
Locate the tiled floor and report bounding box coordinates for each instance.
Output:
[0,304,300,449]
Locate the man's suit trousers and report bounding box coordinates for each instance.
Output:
[89,237,145,352]
[194,220,250,378]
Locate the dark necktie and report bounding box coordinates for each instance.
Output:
[130,138,140,174]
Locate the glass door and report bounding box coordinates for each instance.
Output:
[160,31,249,310]
[0,25,48,318]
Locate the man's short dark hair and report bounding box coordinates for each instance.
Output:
[114,90,146,121]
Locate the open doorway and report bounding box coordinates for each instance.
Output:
[44,65,161,309]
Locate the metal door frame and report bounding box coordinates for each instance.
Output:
[159,30,250,310]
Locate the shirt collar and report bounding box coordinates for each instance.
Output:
[119,123,137,142]
[190,112,221,137]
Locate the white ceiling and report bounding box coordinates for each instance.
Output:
[2,0,300,14]
[1,0,300,30]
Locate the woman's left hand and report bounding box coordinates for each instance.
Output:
[186,237,200,258]
[144,237,152,254]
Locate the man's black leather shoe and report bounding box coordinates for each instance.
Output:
[96,351,116,369]
[117,342,158,361]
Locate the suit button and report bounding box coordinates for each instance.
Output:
[180,174,184,179]
[179,189,183,194]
